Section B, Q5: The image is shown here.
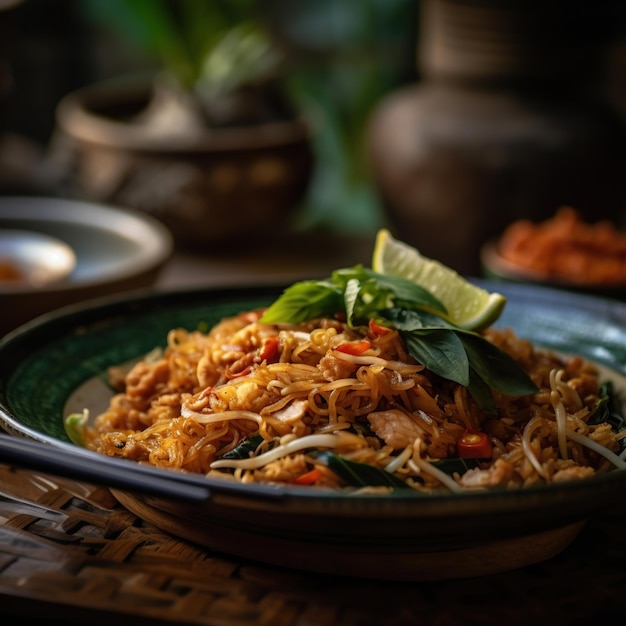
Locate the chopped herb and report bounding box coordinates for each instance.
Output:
[590,381,626,452]
[220,434,265,460]
[431,457,481,476]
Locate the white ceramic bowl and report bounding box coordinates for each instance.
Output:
[0,228,77,285]
[0,196,173,335]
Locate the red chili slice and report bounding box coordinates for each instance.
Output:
[457,430,493,459]
[369,319,390,336]
[335,339,371,355]
[294,468,323,485]
[259,336,280,362]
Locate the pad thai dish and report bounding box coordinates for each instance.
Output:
[67,235,626,494]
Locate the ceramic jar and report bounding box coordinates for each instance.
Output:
[367,0,626,275]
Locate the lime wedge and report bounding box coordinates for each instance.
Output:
[372,229,506,330]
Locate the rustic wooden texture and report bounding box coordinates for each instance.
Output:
[0,462,625,625]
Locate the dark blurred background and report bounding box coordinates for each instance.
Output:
[0,0,417,234]
[2,0,626,275]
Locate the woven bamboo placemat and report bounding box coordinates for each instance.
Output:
[0,462,624,626]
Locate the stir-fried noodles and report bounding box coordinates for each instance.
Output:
[74,309,626,493]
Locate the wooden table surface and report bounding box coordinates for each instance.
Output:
[155,232,375,291]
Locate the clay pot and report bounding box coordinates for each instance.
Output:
[51,76,314,248]
[368,82,626,275]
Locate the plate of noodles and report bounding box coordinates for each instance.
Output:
[0,272,625,581]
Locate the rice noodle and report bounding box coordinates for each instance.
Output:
[408,440,465,493]
[180,406,262,425]
[332,350,424,373]
[77,311,626,493]
[565,428,626,470]
[550,369,570,460]
[384,445,413,473]
[210,432,364,470]
[521,417,550,479]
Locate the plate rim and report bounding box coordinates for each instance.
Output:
[0,195,173,293]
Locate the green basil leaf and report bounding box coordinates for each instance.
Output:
[467,367,497,413]
[431,457,480,477]
[384,306,455,331]
[330,265,370,288]
[459,332,538,396]
[343,277,361,327]
[401,328,470,386]
[353,280,395,315]
[259,280,342,324]
[220,434,265,459]
[589,381,624,428]
[363,270,447,315]
[314,450,410,489]
[589,381,626,452]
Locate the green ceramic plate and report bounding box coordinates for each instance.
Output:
[0,281,625,580]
